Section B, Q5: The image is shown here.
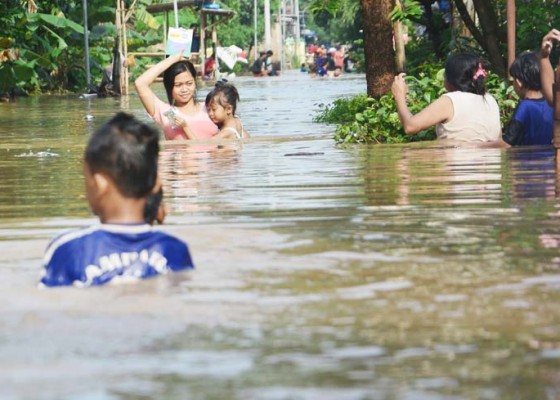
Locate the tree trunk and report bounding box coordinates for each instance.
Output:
[360,0,395,98]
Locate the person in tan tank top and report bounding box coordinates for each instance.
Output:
[391,53,502,144]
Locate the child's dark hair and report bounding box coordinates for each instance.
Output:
[444,53,490,95]
[163,60,198,104]
[205,80,240,115]
[509,51,541,90]
[85,112,159,198]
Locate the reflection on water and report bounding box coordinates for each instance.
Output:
[1,71,560,399]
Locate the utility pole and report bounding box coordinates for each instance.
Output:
[294,0,300,47]
[264,0,271,49]
[83,0,91,88]
[254,0,258,59]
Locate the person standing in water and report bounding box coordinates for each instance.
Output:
[39,112,194,287]
[391,53,501,143]
[502,51,553,146]
[135,50,218,140]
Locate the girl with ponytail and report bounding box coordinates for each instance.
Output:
[391,53,501,143]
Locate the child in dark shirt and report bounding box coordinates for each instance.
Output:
[40,112,193,287]
[503,51,553,146]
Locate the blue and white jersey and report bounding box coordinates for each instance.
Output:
[40,223,193,287]
[514,98,553,146]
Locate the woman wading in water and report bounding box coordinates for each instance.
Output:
[391,53,501,144]
[135,50,218,140]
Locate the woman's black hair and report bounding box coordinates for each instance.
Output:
[204,80,240,115]
[509,51,541,90]
[162,60,198,104]
[444,53,489,95]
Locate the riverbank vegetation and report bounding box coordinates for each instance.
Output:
[315,65,515,144]
[0,0,276,96]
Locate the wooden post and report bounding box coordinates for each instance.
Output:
[114,0,123,95]
[506,0,515,76]
[200,11,206,77]
[394,21,405,73]
[211,15,218,46]
[121,0,129,95]
[393,0,405,73]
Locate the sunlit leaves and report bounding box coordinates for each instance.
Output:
[27,12,84,34]
[389,0,422,23]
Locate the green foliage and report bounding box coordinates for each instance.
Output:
[486,70,518,127]
[348,38,365,73]
[305,0,362,46]
[389,0,423,23]
[504,0,560,65]
[315,62,518,145]
[0,5,89,93]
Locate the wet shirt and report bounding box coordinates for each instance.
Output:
[315,55,327,70]
[152,96,218,140]
[503,98,553,146]
[436,92,501,142]
[40,224,193,287]
[251,58,264,74]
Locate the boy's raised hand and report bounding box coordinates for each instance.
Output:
[541,29,560,58]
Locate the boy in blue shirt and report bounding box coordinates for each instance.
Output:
[40,112,193,287]
[503,51,554,146]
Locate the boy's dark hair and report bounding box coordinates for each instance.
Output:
[205,80,240,115]
[509,51,541,90]
[266,50,273,56]
[444,53,489,95]
[163,60,198,105]
[85,112,159,198]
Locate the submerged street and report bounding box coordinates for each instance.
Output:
[1,71,560,399]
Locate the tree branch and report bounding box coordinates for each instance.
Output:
[452,0,487,53]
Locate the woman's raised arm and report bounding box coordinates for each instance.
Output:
[391,73,453,135]
[134,51,184,116]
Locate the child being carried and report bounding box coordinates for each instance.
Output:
[205,80,250,140]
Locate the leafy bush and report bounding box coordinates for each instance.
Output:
[315,62,517,144]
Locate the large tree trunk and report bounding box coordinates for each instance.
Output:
[360,0,395,98]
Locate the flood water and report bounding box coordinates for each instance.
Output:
[1,70,560,399]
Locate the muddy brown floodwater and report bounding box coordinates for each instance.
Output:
[1,70,560,399]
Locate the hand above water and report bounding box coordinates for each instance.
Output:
[391,73,408,100]
[541,29,560,58]
[171,112,189,130]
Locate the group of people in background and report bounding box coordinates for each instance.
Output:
[302,44,353,78]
